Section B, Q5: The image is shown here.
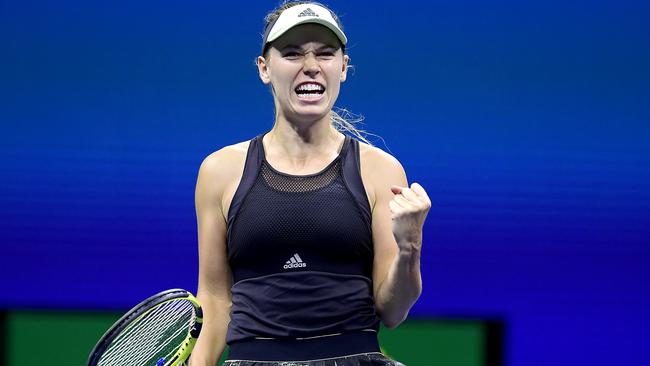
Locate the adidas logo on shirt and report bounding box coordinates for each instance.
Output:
[283,253,307,269]
[298,8,318,17]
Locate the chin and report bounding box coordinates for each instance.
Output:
[290,108,330,122]
[290,102,332,117]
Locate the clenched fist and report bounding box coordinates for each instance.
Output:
[389,182,431,252]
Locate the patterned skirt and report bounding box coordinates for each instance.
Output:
[222,352,406,366]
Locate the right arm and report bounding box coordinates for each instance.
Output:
[189,151,234,366]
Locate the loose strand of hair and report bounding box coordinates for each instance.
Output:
[330,107,387,149]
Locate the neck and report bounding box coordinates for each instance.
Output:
[265,113,344,164]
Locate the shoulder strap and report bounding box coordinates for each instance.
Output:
[227,133,265,231]
[340,137,372,230]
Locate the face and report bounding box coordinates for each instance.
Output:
[257,23,349,122]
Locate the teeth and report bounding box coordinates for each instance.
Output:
[298,93,321,98]
[297,83,324,92]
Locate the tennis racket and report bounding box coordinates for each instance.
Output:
[87,288,203,366]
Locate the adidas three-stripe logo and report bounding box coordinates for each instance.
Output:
[283,253,307,269]
[298,8,318,17]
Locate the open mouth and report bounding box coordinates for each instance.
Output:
[294,82,326,99]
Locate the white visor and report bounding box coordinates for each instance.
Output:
[262,4,347,54]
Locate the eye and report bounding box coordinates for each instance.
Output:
[283,51,302,59]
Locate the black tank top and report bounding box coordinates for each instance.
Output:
[224,131,381,359]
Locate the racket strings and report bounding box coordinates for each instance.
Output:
[135,302,195,364]
[108,301,189,364]
[111,300,193,365]
[103,301,185,364]
[134,313,192,365]
[101,303,183,365]
[98,299,195,366]
[102,300,193,365]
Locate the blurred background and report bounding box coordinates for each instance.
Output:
[1,0,649,365]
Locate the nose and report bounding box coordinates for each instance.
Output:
[302,52,320,76]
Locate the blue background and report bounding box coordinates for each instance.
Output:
[1,0,649,364]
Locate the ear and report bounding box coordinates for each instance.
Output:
[257,56,271,84]
[340,54,350,83]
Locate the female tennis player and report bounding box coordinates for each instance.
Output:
[190,2,430,365]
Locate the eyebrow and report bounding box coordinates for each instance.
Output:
[281,44,339,51]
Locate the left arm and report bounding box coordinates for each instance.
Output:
[367,150,431,328]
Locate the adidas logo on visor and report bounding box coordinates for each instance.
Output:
[283,253,307,269]
[298,7,318,17]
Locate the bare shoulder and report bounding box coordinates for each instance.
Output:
[359,142,404,172]
[358,141,407,209]
[198,141,249,182]
[196,140,250,211]
[201,140,249,168]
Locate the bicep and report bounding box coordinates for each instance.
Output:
[370,153,408,299]
[195,155,233,303]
